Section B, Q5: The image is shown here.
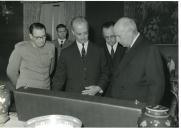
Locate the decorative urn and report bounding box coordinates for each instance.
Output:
[137,105,174,127]
[0,84,10,125]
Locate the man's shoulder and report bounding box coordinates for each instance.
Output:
[12,41,32,55]
[52,39,58,43]
[44,41,55,52]
[65,39,73,44]
[51,39,58,47]
[46,41,55,47]
[63,40,73,48]
[140,37,157,49]
[15,41,30,48]
[15,41,30,49]
[57,41,75,55]
[136,36,160,54]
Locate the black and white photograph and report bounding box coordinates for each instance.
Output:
[0,1,178,127]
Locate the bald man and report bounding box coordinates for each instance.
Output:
[108,17,165,105]
[52,16,109,96]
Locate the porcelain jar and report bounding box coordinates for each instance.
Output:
[0,84,10,125]
[137,105,174,127]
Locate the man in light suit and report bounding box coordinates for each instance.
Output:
[108,17,165,105]
[52,16,109,96]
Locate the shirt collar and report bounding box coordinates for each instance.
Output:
[130,32,140,48]
[76,40,88,47]
[76,40,89,53]
[106,42,118,49]
[106,42,118,54]
[30,41,38,48]
[58,38,66,44]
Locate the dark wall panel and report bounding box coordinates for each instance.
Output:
[0,1,23,78]
[86,1,124,45]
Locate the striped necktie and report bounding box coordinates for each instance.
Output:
[111,46,114,58]
[81,43,86,58]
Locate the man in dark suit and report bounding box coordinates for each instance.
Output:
[102,21,125,73]
[101,21,125,96]
[52,16,109,96]
[108,17,165,105]
[52,24,72,64]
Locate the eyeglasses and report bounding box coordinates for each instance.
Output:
[115,35,122,39]
[58,30,67,33]
[32,35,46,40]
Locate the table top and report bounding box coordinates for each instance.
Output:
[1,112,25,127]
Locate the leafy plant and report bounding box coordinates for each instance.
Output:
[135,2,178,44]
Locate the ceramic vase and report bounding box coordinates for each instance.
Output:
[137,105,174,127]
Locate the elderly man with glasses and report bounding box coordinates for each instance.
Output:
[7,22,55,90]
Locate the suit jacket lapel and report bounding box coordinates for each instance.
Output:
[113,44,122,60]
[72,41,82,59]
[54,40,61,59]
[103,44,111,58]
[86,42,93,62]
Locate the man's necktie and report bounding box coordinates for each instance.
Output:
[81,43,86,58]
[111,46,114,58]
[60,41,63,48]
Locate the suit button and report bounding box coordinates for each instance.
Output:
[83,67,87,71]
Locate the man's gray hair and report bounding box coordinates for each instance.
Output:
[71,16,88,30]
[115,17,138,34]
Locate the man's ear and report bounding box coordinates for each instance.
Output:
[71,29,75,36]
[29,34,33,40]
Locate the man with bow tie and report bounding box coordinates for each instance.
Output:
[52,16,109,96]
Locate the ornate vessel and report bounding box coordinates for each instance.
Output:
[25,115,82,128]
[0,84,10,125]
[137,105,174,127]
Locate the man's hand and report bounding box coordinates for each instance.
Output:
[81,85,103,96]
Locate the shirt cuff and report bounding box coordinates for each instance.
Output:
[98,88,103,94]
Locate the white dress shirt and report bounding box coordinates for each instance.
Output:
[76,41,88,56]
[58,38,66,45]
[106,42,118,55]
[130,32,140,48]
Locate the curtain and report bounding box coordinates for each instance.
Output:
[64,1,85,41]
[40,2,66,41]
[39,1,85,41]
[23,2,41,40]
[23,1,85,41]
